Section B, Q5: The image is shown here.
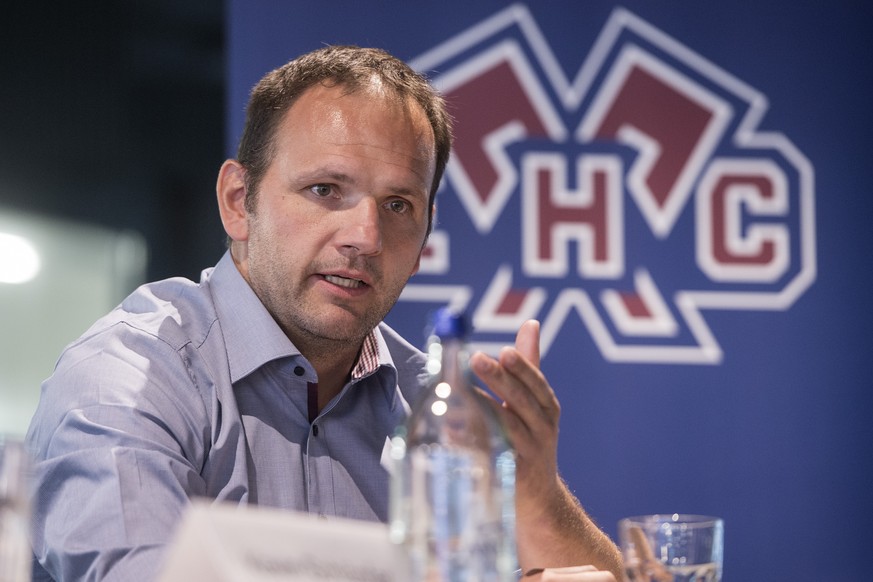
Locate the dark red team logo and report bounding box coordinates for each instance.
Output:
[397,5,815,365]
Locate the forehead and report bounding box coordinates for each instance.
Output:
[272,82,437,185]
[284,82,433,149]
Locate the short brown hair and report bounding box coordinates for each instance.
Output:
[236,45,452,233]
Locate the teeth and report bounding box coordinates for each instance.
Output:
[325,275,363,289]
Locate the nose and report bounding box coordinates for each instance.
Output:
[336,197,382,257]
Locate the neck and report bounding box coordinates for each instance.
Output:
[293,332,364,412]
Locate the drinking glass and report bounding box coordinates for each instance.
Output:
[0,437,31,582]
[617,514,723,582]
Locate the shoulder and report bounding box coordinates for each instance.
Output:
[378,322,426,367]
[28,275,219,462]
[88,272,218,351]
[37,273,221,426]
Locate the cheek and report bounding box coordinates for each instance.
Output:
[388,233,427,275]
[261,204,311,241]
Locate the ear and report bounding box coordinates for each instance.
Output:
[410,252,422,277]
[216,159,250,242]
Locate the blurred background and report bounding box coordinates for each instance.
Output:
[0,1,226,435]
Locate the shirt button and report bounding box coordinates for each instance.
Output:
[312,424,319,437]
[293,366,305,376]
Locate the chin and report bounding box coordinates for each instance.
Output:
[302,314,373,342]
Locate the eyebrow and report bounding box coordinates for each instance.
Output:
[295,168,355,186]
[296,168,427,198]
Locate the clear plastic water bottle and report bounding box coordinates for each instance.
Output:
[389,308,516,582]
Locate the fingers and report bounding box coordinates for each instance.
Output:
[497,348,557,416]
[471,348,551,417]
[470,322,563,515]
[515,320,541,368]
[469,319,559,426]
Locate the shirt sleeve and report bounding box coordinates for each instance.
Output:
[25,322,212,582]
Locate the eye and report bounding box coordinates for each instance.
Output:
[386,198,411,214]
[309,184,333,198]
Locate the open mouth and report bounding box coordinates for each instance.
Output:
[324,274,365,289]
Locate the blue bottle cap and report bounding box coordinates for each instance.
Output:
[430,307,468,340]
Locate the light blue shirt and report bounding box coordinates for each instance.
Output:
[25,251,430,581]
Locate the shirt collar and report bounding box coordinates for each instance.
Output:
[367,324,410,414]
[208,251,298,383]
[351,331,380,380]
[208,251,402,406]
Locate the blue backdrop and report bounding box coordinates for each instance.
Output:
[226,2,873,579]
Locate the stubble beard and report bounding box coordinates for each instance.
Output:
[249,249,408,356]
[241,194,419,358]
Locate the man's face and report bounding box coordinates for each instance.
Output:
[232,83,436,349]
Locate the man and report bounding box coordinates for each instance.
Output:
[26,45,622,581]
